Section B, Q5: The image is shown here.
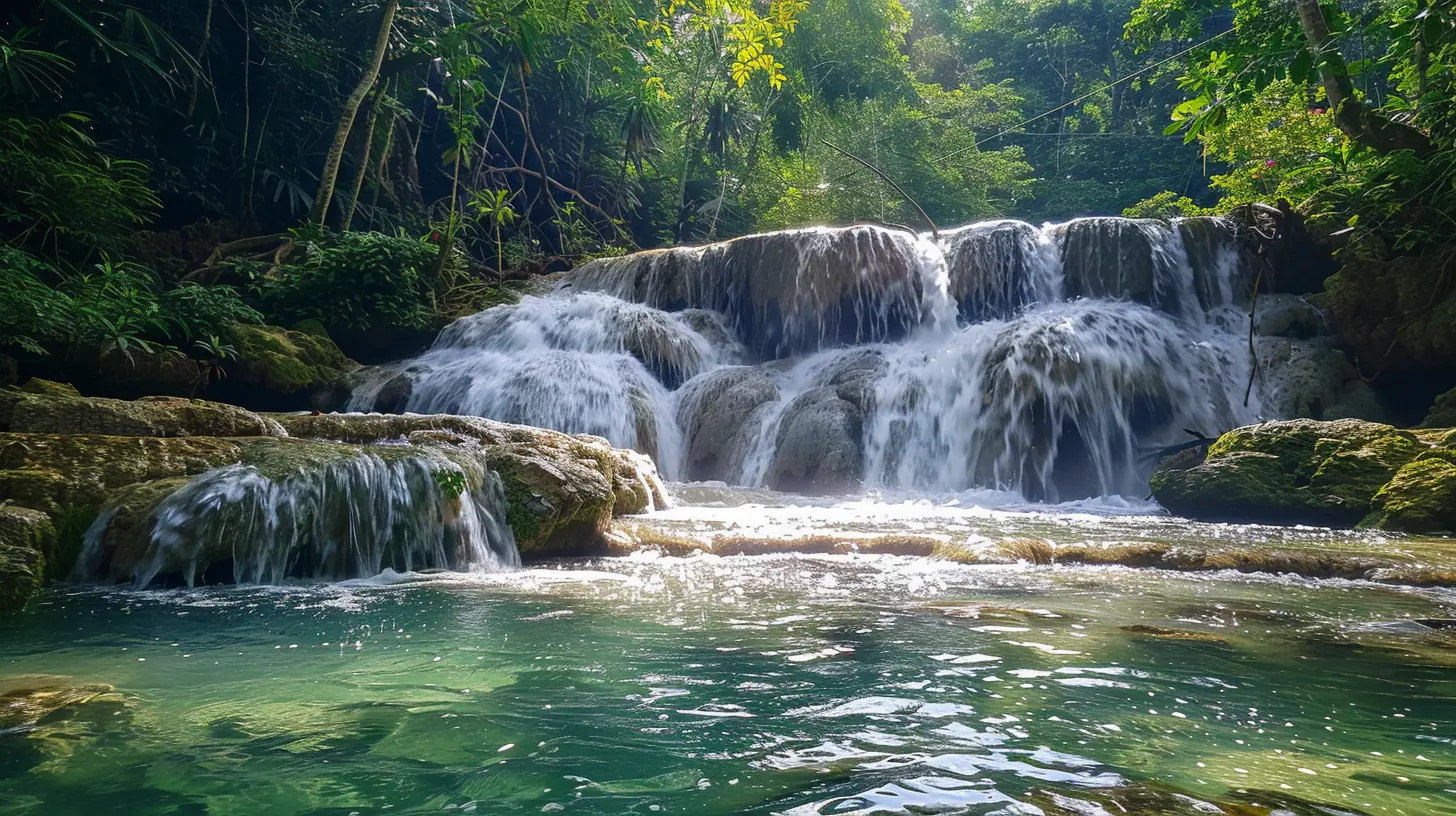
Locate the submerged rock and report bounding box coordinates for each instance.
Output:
[1151,419,1426,526]
[0,674,121,730]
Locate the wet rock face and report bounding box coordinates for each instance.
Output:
[675,367,782,483]
[1150,418,1432,527]
[0,393,667,589]
[767,387,864,495]
[1056,218,1162,305]
[942,220,1054,322]
[568,225,931,360]
[0,507,52,612]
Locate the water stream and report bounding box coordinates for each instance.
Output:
[9,217,1452,814]
[4,545,1453,815]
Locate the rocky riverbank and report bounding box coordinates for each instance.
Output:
[0,379,665,610]
[1151,417,1456,533]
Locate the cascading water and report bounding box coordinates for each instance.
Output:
[350,215,1267,502]
[345,293,737,477]
[75,451,519,587]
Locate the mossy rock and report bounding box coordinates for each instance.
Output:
[1420,386,1456,429]
[1365,450,1456,534]
[0,507,53,612]
[1151,419,1424,526]
[275,412,662,530]
[18,379,80,398]
[0,433,246,513]
[224,323,358,395]
[484,445,616,556]
[6,390,285,438]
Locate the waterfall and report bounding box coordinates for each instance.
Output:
[76,451,519,587]
[350,216,1267,501]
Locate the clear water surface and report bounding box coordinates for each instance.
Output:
[3,528,1455,815]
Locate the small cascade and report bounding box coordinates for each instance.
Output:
[76,451,519,587]
[355,214,1281,501]
[864,300,1255,500]
[567,225,946,358]
[941,220,1061,322]
[345,293,719,476]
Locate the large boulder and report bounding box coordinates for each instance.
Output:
[270,412,661,552]
[222,323,359,407]
[1364,448,1456,534]
[1252,338,1358,420]
[1151,419,1425,526]
[675,367,782,482]
[767,387,864,495]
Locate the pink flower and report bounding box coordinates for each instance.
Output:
[1264,160,1277,168]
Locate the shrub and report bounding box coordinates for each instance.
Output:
[0,248,71,355]
[257,231,450,332]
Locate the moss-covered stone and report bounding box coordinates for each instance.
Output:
[225,323,358,395]
[6,390,285,438]
[1151,419,1423,526]
[0,433,245,513]
[0,507,53,612]
[1365,450,1456,534]
[274,412,661,539]
[18,378,80,398]
[0,675,120,729]
[1421,386,1456,429]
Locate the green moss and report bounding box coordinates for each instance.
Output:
[7,390,285,438]
[0,507,53,612]
[1152,419,1424,526]
[225,323,357,395]
[1365,451,1456,533]
[18,379,80,398]
[0,432,245,513]
[48,504,98,580]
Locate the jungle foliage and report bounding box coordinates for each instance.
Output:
[0,0,1451,380]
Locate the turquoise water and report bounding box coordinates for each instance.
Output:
[3,554,1455,815]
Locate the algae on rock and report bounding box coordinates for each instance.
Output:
[224,323,358,396]
[1151,419,1423,526]
[0,507,53,612]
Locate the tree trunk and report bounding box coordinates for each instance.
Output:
[342,80,388,231]
[1295,0,1430,155]
[309,0,400,225]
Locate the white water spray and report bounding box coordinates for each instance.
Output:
[352,216,1269,500]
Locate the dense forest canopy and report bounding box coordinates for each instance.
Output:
[1,0,1452,385]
